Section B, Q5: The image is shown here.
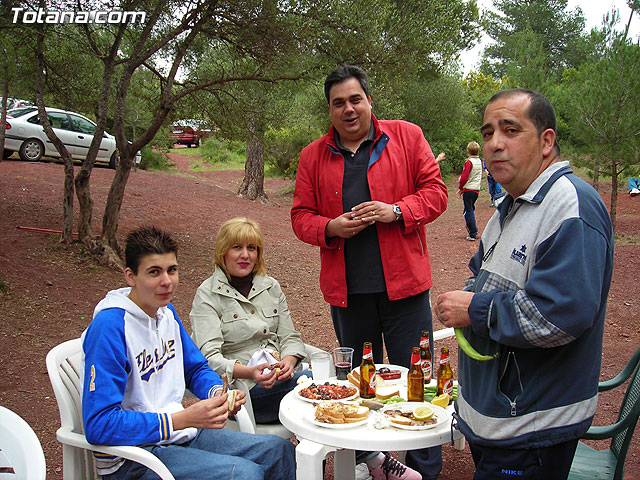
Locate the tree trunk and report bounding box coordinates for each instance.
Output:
[75,170,94,243]
[34,22,75,243]
[0,75,8,160]
[101,155,134,263]
[610,161,618,234]
[592,157,600,192]
[238,115,269,203]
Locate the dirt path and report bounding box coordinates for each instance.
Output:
[0,153,638,479]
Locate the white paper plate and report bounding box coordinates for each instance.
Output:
[305,410,369,429]
[381,402,449,430]
[293,380,359,403]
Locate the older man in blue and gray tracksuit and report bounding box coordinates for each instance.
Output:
[435,89,614,480]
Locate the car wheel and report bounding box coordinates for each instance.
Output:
[187,143,193,148]
[109,151,120,169]
[19,138,44,162]
[2,149,12,159]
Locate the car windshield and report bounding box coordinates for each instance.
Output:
[7,106,37,118]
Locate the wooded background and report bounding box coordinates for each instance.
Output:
[1,0,638,260]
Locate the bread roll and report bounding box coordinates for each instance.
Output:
[227,389,237,411]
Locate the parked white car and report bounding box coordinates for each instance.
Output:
[3,106,140,169]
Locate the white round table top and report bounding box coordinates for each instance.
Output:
[279,364,462,452]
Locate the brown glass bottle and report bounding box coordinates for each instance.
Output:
[419,330,432,384]
[436,347,454,398]
[408,347,425,402]
[359,342,376,399]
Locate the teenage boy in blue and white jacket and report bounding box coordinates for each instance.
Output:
[436,90,614,480]
[82,225,295,480]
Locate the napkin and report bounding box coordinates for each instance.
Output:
[247,349,279,374]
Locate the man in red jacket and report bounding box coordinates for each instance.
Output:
[291,64,448,480]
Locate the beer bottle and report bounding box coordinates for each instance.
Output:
[359,342,376,399]
[408,347,424,402]
[436,347,454,399]
[419,330,432,384]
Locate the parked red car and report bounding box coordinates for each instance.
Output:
[171,125,200,147]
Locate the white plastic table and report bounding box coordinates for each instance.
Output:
[278,366,464,480]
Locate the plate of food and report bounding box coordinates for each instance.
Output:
[381,402,449,430]
[294,380,359,403]
[307,401,370,429]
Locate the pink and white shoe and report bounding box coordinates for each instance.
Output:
[369,454,422,480]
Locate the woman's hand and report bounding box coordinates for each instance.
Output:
[276,355,298,381]
[252,362,278,389]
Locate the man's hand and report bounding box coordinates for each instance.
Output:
[229,389,246,416]
[326,211,375,239]
[435,291,475,328]
[352,201,395,224]
[171,394,229,431]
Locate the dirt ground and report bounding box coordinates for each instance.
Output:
[0,150,638,479]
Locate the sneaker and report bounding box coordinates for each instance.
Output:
[466,236,477,241]
[630,188,640,197]
[356,463,373,480]
[369,454,421,480]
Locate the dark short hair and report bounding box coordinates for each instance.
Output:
[324,64,370,103]
[488,88,560,154]
[125,226,178,274]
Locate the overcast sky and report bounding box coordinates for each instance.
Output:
[459,0,639,73]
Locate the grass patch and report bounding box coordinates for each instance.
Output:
[168,146,203,156]
[189,137,247,171]
[615,234,640,246]
[140,146,174,171]
[0,276,8,293]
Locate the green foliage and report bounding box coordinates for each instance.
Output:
[199,136,246,166]
[264,124,324,178]
[480,0,587,87]
[401,72,479,177]
[139,146,173,171]
[151,126,176,151]
[562,37,640,178]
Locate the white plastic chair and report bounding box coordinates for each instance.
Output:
[226,343,328,438]
[46,338,258,479]
[46,338,177,480]
[0,405,46,479]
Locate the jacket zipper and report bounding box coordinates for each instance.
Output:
[498,351,523,417]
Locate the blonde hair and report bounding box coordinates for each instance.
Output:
[467,141,480,156]
[214,217,267,277]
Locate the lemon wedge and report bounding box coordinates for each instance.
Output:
[412,405,434,421]
[431,393,449,408]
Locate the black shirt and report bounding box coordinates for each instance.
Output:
[335,125,386,294]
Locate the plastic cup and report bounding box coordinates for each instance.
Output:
[310,351,333,382]
[332,347,354,380]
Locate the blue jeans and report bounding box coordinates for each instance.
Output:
[104,428,296,480]
[251,369,312,423]
[463,191,478,238]
[331,291,442,479]
[487,176,502,201]
[629,177,640,192]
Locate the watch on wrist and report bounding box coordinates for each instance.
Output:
[392,204,402,221]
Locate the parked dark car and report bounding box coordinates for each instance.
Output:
[171,125,200,147]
